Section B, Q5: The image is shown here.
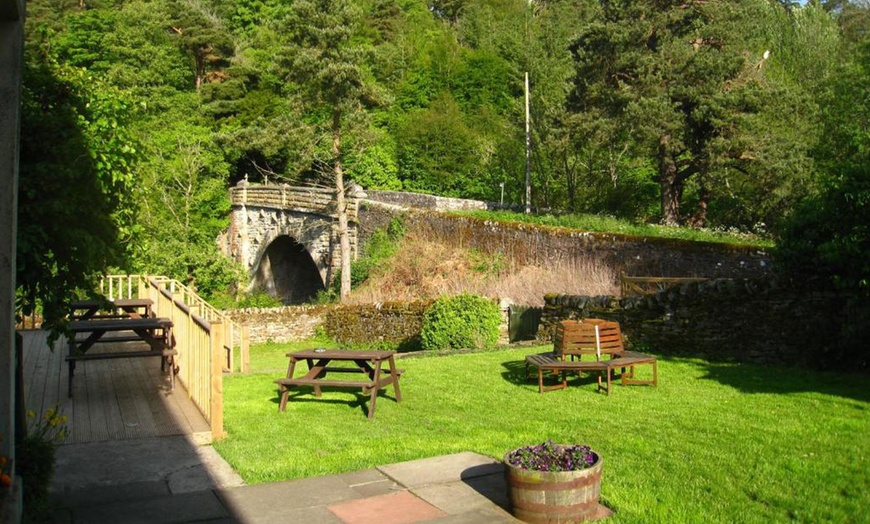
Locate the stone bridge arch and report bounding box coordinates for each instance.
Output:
[222,184,362,303]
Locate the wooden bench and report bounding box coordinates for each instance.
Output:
[275,369,405,392]
[67,317,177,397]
[525,319,658,395]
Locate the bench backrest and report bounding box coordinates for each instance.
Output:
[554,319,625,360]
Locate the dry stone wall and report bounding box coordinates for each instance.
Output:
[539,278,862,370]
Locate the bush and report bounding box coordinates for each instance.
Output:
[420,294,501,350]
[19,406,67,522]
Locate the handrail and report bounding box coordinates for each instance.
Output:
[101,274,249,373]
[97,274,252,440]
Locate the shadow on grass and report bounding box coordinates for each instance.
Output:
[270,387,400,418]
[684,357,870,403]
[500,359,609,392]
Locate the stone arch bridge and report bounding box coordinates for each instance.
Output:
[222,183,364,303]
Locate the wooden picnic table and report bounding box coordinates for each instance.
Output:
[70,298,154,321]
[66,316,177,397]
[274,349,403,419]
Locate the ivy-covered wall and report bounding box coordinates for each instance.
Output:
[539,279,862,371]
[324,301,431,350]
[225,301,432,348]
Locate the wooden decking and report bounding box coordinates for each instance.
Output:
[20,330,211,445]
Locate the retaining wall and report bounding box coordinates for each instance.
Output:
[539,278,864,370]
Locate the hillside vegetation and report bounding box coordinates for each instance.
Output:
[16,0,870,332]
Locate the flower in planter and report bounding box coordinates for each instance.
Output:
[1,432,12,488]
[505,440,597,472]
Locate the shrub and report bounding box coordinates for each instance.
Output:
[19,406,67,521]
[420,294,501,350]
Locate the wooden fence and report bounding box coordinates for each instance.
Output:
[100,274,251,439]
[619,273,709,297]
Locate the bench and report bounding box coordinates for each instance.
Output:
[525,353,610,393]
[274,369,405,395]
[67,317,177,397]
[276,349,404,419]
[525,319,658,395]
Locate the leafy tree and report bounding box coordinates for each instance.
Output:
[284,0,378,301]
[18,49,137,334]
[569,0,813,227]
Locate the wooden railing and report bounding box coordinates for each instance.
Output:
[619,273,709,297]
[99,275,252,440]
[100,275,250,373]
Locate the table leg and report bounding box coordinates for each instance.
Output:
[387,356,402,402]
[366,360,384,419]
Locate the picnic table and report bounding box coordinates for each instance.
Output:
[66,316,177,397]
[70,298,154,321]
[274,349,403,419]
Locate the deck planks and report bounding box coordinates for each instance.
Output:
[18,330,211,445]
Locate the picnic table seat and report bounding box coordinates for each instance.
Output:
[525,319,657,394]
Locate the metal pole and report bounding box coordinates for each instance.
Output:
[524,72,531,214]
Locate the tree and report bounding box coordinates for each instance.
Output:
[284,0,376,301]
[569,0,807,227]
[18,48,137,335]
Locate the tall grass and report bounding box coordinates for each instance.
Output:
[345,232,617,306]
[215,344,870,523]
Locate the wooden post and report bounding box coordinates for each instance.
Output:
[210,319,225,439]
[241,326,250,374]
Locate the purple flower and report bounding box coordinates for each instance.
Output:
[505,440,598,472]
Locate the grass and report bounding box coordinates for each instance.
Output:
[454,210,774,248]
[214,344,870,523]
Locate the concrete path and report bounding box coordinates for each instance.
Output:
[49,437,519,523]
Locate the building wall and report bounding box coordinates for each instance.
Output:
[1,1,25,520]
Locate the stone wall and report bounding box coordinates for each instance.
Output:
[223,300,512,347]
[225,305,330,343]
[539,279,862,370]
[365,190,489,212]
[359,202,771,279]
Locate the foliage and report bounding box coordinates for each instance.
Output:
[505,440,597,472]
[18,40,138,336]
[216,345,870,522]
[420,294,501,350]
[455,211,773,247]
[324,216,407,300]
[323,300,428,350]
[18,407,68,521]
[569,0,818,227]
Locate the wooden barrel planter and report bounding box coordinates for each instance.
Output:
[504,449,603,523]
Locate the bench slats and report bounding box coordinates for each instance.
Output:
[66,349,177,362]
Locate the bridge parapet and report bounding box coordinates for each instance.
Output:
[225,184,363,301]
[230,184,360,222]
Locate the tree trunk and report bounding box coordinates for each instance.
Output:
[333,106,351,302]
[658,134,682,226]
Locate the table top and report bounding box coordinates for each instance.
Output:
[287,349,396,360]
[71,298,153,308]
[70,317,173,331]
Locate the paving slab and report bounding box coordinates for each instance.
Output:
[378,452,504,489]
[412,480,508,516]
[428,507,520,524]
[67,490,229,524]
[216,475,361,521]
[52,435,243,494]
[328,490,448,524]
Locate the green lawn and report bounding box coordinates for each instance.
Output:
[214,344,870,523]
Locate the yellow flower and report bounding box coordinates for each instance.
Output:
[27,410,35,419]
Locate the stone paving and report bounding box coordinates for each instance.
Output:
[50,436,519,523]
